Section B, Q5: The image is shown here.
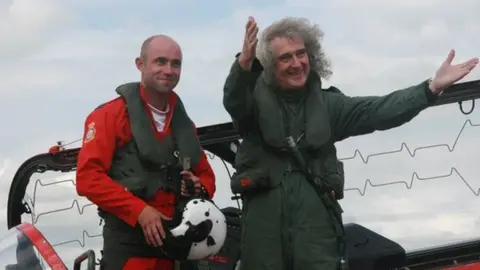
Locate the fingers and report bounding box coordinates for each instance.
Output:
[454,58,479,80]
[180,170,201,182]
[144,216,171,247]
[181,180,188,196]
[244,17,254,40]
[244,16,258,46]
[158,212,172,221]
[156,219,166,241]
[251,38,258,48]
[193,181,201,194]
[248,32,258,47]
[140,207,172,247]
[181,178,202,196]
[462,58,479,70]
[152,222,164,247]
[143,224,153,246]
[245,16,255,29]
[247,21,258,37]
[180,170,193,177]
[445,49,455,64]
[143,221,163,247]
[247,23,258,42]
[180,181,187,196]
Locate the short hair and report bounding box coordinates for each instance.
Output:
[140,36,158,61]
[139,34,179,61]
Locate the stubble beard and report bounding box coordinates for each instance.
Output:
[146,79,171,94]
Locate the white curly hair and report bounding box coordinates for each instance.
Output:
[256,17,332,83]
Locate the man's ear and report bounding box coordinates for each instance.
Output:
[135,57,144,71]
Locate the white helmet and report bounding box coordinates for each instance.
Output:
[162,198,227,260]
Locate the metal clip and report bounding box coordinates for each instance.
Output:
[182,157,191,171]
[296,132,305,144]
[339,257,347,270]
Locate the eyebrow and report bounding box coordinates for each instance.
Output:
[154,56,182,63]
[278,48,307,59]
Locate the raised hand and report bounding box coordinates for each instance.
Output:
[238,16,259,71]
[430,49,479,94]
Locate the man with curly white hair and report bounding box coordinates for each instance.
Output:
[222,16,478,270]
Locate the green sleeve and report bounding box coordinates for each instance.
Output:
[327,80,438,141]
[222,55,263,132]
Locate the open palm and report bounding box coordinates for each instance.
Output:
[430,49,479,94]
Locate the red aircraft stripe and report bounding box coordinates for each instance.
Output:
[445,262,480,270]
[18,223,67,269]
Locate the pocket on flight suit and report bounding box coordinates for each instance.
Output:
[230,167,271,195]
[326,159,345,200]
[315,157,345,201]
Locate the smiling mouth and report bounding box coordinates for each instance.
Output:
[288,70,303,75]
[288,71,303,76]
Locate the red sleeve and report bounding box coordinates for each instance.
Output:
[76,106,147,227]
[191,122,216,199]
[193,151,216,199]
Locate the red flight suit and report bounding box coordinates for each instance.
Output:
[76,85,216,270]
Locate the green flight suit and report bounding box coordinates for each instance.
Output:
[222,57,437,270]
[98,82,203,269]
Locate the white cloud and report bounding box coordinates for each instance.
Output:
[0,0,70,60]
[0,0,479,266]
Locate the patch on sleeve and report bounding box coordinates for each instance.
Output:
[83,122,96,143]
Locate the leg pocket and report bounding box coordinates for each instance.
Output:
[292,178,340,270]
[240,190,284,270]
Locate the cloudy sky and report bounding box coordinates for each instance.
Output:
[0,0,479,266]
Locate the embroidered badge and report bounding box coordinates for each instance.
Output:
[84,122,96,143]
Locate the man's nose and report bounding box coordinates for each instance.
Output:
[163,63,174,74]
[291,56,301,67]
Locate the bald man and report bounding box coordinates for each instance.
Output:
[75,35,216,269]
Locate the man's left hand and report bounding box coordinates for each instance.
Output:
[180,170,201,196]
[429,49,478,95]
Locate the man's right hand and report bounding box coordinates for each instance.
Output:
[238,16,259,71]
[138,205,172,247]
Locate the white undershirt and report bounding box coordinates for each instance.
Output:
[148,103,169,132]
